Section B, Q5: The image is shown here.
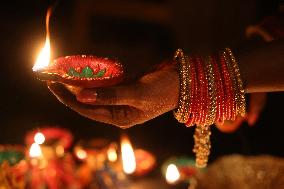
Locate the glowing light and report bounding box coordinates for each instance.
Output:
[55,145,65,157]
[165,164,180,184]
[34,132,45,145]
[121,135,136,174]
[76,149,87,160]
[107,146,118,162]
[33,8,52,71]
[29,143,42,158]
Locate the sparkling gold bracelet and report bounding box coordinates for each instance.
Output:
[173,49,191,123]
[225,48,246,117]
[172,48,246,168]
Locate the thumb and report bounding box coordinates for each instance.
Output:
[76,85,139,106]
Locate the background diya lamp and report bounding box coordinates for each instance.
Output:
[120,134,156,177]
[25,127,81,189]
[0,145,25,166]
[75,138,127,189]
[133,149,156,176]
[25,127,73,154]
[162,157,202,185]
[0,145,27,189]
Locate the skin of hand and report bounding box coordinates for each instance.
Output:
[47,64,179,128]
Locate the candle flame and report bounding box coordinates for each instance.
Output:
[107,145,118,162]
[34,132,45,145]
[75,148,87,160]
[121,135,136,174]
[29,143,42,158]
[165,164,180,184]
[33,8,52,71]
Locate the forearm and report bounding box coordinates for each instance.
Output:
[235,39,284,93]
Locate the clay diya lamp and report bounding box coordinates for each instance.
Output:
[34,55,124,92]
[133,149,156,176]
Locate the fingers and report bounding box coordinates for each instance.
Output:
[76,85,139,106]
[246,93,267,126]
[47,82,141,128]
[47,82,97,113]
[215,116,245,133]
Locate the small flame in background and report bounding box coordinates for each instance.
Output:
[75,148,87,160]
[121,135,136,174]
[107,144,118,162]
[33,8,52,71]
[29,143,42,158]
[34,132,45,145]
[165,164,180,184]
[29,132,45,158]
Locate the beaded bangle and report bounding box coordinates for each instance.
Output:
[185,57,197,127]
[192,57,202,125]
[223,51,237,120]
[219,52,234,120]
[173,48,246,168]
[225,48,246,117]
[204,56,217,126]
[197,56,208,126]
[211,55,225,123]
[173,49,191,123]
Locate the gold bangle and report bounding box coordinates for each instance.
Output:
[222,50,237,120]
[225,48,246,117]
[204,56,217,125]
[173,49,191,123]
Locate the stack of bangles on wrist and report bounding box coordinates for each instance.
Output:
[173,48,246,168]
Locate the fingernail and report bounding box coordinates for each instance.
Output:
[77,90,97,103]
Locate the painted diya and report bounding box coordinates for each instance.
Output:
[35,55,124,88]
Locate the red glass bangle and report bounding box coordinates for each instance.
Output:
[219,53,233,120]
[195,56,203,125]
[191,57,199,125]
[185,57,197,126]
[203,57,210,125]
[211,55,225,123]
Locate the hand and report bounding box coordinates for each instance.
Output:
[47,64,179,128]
[246,92,266,126]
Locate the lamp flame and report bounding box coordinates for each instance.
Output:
[33,8,52,71]
[29,143,42,158]
[121,135,136,174]
[107,145,118,162]
[34,132,45,145]
[165,164,180,184]
[75,148,87,160]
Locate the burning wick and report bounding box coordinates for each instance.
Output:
[33,8,52,71]
[121,135,136,174]
[165,164,180,184]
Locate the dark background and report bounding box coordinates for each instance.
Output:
[0,0,284,165]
